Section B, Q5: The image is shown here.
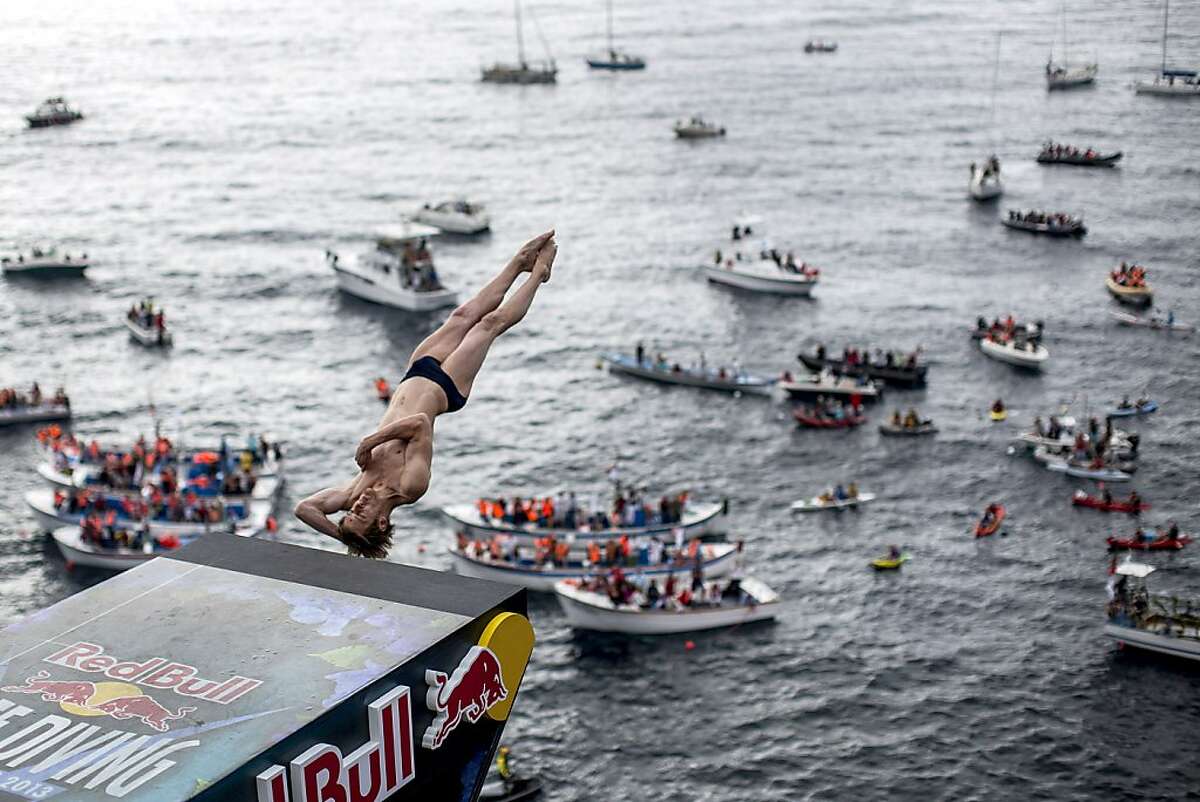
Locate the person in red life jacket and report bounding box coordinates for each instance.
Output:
[295,232,558,559]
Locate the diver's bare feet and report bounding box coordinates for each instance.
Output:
[508,230,555,274]
[533,238,557,283]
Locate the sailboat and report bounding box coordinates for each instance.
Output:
[586,0,645,70]
[482,0,557,85]
[1135,0,1200,97]
[1046,2,1097,90]
[969,33,1003,202]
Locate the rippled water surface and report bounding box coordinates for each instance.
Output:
[3,0,1200,798]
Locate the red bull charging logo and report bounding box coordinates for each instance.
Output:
[1,671,194,733]
[422,646,508,750]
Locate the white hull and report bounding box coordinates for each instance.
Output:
[412,208,491,235]
[555,578,779,634]
[51,527,160,570]
[1047,65,1097,90]
[0,405,71,427]
[1105,622,1200,661]
[979,337,1048,369]
[2,259,89,278]
[25,489,271,537]
[124,317,173,347]
[442,501,725,544]
[1037,451,1131,482]
[968,168,1002,201]
[703,264,815,296]
[791,493,876,512]
[1109,310,1194,333]
[449,543,737,591]
[1135,81,1200,97]
[779,378,880,402]
[333,266,458,311]
[35,460,282,502]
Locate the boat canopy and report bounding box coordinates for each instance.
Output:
[376,222,441,244]
[1116,561,1156,578]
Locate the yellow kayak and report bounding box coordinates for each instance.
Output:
[871,553,910,570]
[989,409,1007,422]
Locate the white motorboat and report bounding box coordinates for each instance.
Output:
[968,159,1003,201]
[1,248,89,278]
[778,371,881,403]
[1034,448,1132,482]
[585,0,645,70]
[601,352,776,394]
[327,227,458,312]
[442,499,726,544]
[411,200,491,235]
[51,526,179,571]
[25,96,84,128]
[25,488,274,537]
[979,336,1049,369]
[124,316,173,347]
[790,492,876,512]
[1135,1,1200,97]
[482,0,557,84]
[35,459,282,503]
[1109,310,1194,333]
[673,117,725,139]
[1105,560,1200,662]
[448,542,738,592]
[703,259,817,296]
[555,577,779,634]
[0,403,71,427]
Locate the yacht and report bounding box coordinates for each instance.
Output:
[327,226,458,312]
[586,0,645,70]
[1136,0,1200,97]
[483,0,557,84]
[412,200,491,235]
[25,97,84,128]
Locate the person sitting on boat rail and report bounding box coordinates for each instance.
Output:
[295,232,558,558]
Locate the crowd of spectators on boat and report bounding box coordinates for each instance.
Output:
[78,515,175,552]
[576,547,750,611]
[475,488,691,532]
[632,342,747,383]
[53,487,239,525]
[888,408,929,430]
[794,398,865,425]
[974,315,1043,344]
[1110,262,1148,288]
[1,383,69,411]
[1039,141,1103,161]
[457,529,706,571]
[397,238,444,291]
[127,299,166,333]
[713,246,819,278]
[1008,209,1081,228]
[1037,414,1139,468]
[818,483,860,505]
[814,344,921,371]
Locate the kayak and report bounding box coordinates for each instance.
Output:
[871,553,910,570]
[878,421,937,436]
[790,492,876,512]
[1107,400,1158,418]
[1071,490,1148,514]
[989,409,1008,422]
[974,505,1005,537]
[1106,535,1191,552]
[793,409,866,429]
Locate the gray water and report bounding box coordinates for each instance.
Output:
[3,0,1200,798]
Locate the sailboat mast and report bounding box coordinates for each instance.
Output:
[606,0,614,53]
[1161,0,1169,75]
[1061,1,1069,67]
[515,0,526,66]
[990,32,1001,129]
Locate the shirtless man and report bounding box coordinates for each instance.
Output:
[295,231,558,558]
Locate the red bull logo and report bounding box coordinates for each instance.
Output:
[421,646,508,750]
[2,670,194,733]
[255,686,415,802]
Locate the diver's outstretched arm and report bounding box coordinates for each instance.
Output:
[294,485,351,538]
[355,412,431,469]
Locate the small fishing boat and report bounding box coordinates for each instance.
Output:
[1105,560,1200,663]
[1105,275,1153,307]
[601,352,775,394]
[585,0,645,70]
[1107,399,1158,418]
[790,493,875,513]
[482,0,557,84]
[974,505,1005,537]
[1001,211,1086,237]
[448,542,739,592]
[327,227,458,312]
[778,372,881,403]
[1072,490,1148,514]
[1035,448,1132,482]
[25,97,84,128]
[1135,1,1200,97]
[442,499,725,544]
[1036,145,1121,167]
[25,488,273,538]
[703,259,817,296]
[797,350,926,388]
[554,577,779,634]
[124,315,173,348]
[1046,62,1098,89]
[870,553,910,570]
[1107,534,1191,552]
[0,403,71,427]
[51,526,183,571]
[673,117,725,139]
[1109,310,1194,333]
[804,40,838,53]
[1,248,89,278]
[411,200,491,235]
[970,318,1043,343]
[969,160,1003,201]
[792,408,866,429]
[979,336,1049,369]
[878,420,937,436]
